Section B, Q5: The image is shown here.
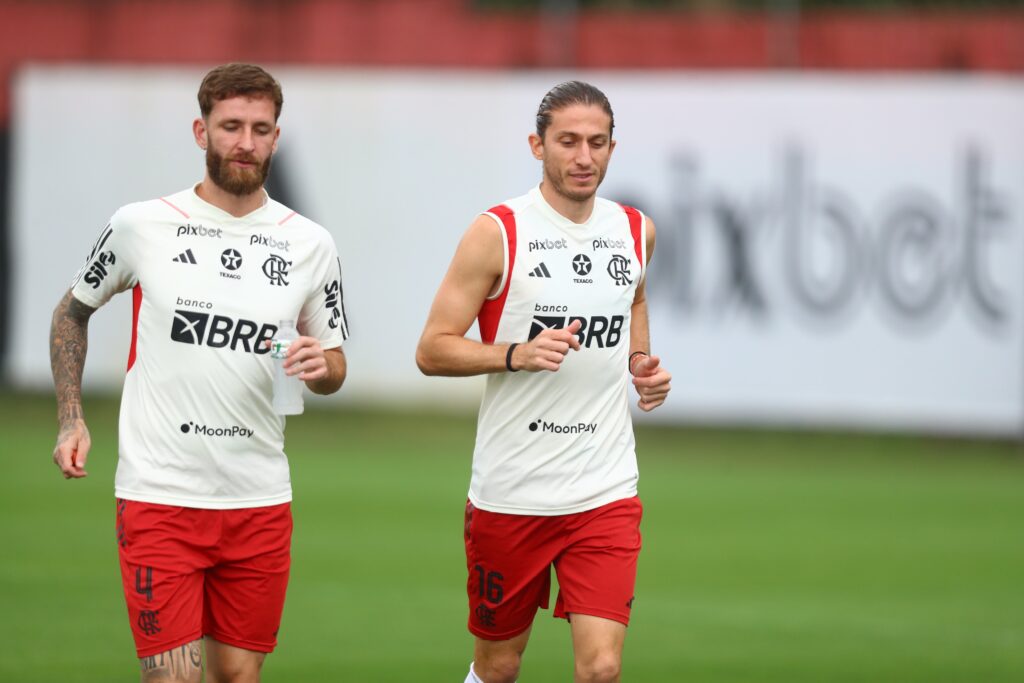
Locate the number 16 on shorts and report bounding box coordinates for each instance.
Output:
[471,564,504,628]
[473,565,504,603]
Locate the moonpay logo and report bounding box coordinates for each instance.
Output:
[528,419,598,435]
[180,421,254,438]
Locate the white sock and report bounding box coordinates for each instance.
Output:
[464,662,484,683]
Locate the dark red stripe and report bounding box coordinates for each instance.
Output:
[477,205,517,345]
[621,204,644,267]
[127,284,142,372]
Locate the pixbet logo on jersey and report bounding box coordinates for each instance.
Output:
[528,419,598,435]
[530,305,625,348]
[171,299,276,354]
[177,224,222,238]
[528,238,567,252]
[179,421,254,438]
[251,234,291,252]
[592,238,629,250]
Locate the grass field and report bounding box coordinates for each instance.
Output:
[2,390,1023,682]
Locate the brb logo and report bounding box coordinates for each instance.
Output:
[84,251,116,289]
[176,224,222,239]
[180,421,254,438]
[170,299,276,353]
[529,305,625,348]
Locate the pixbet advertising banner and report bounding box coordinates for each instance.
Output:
[10,68,1024,434]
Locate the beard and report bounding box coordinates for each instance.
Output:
[206,145,272,197]
[543,157,606,203]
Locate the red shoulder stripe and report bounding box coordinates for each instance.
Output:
[621,204,644,267]
[127,284,143,372]
[477,205,517,345]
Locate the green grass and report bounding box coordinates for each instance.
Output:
[2,391,1023,681]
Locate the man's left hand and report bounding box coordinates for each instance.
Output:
[632,355,671,412]
[265,336,328,381]
[284,336,329,381]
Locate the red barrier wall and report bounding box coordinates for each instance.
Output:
[1,0,1022,123]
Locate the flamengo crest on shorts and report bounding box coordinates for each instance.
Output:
[471,186,646,516]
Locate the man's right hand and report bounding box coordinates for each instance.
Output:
[53,420,91,479]
[511,319,583,372]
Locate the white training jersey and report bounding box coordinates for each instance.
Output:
[471,186,647,515]
[70,186,348,509]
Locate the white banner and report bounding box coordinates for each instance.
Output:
[10,67,1024,434]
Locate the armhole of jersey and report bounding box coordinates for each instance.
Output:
[478,205,517,345]
[622,204,646,285]
[482,211,510,302]
[639,212,648,285]
[127,284,143,372]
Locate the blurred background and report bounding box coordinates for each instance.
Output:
[1,1,1022,681]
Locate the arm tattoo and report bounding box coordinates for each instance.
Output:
[140,642,202,681]
[50,289,95,431]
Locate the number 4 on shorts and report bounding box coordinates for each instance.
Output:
[136,566,154,602]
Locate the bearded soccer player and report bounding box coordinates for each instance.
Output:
[416,81,672,683]
[49,63,349,683]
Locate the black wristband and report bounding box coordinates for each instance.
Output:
[506,343,520,372]
[628,351,648,375]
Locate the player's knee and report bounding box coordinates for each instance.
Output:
[205,661,260,683]
[574,651,622,683]
[205,672,257,683]
[474,652,523,683]
[141,669,201,683]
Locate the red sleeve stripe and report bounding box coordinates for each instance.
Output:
[621,204,644,279]
[477,205,517,345]
[127,284,143,372]
[160,197,189,219]
[278,211,297,225]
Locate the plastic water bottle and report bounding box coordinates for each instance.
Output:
[271,319,304,415]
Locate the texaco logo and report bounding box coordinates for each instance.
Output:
[572,254,592,276]
[220,249,242,271]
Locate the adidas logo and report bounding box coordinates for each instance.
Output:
[173,249,197,264]
[528,263,552,278]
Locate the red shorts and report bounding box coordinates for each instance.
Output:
[463,496,642,641]
[116,499,292,657]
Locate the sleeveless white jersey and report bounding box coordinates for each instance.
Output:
[471,186,647,515]
[70,186,348,509]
